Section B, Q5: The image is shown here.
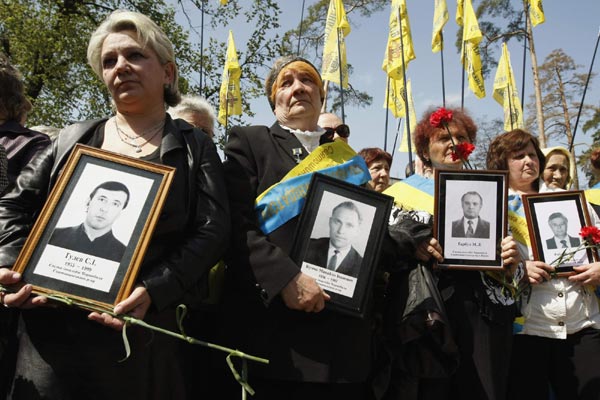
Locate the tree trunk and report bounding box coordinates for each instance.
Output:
[555,68,579,189]
[526,5,546,147]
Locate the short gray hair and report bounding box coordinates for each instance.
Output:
[87,10,180,106]
[168,95,216,135]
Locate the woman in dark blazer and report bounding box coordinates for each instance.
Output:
[217,56,374,400]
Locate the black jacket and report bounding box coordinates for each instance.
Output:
[220,122,373,383]
[0,116,230,310]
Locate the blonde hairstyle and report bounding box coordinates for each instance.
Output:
[87,10,180,106]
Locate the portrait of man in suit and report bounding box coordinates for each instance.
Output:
[48,181,129,262]
[546,212,580,249]
[451,191,491,239]
[304,201,363,278]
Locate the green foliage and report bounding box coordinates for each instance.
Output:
[0,0,195,127]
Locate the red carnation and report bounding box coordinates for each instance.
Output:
[451,142,476,162]
[429,107,453,128]
[580,226,600,245]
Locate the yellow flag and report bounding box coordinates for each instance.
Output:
[461,0,485,98]
[218,30,242,126]
[399,79,417,153]
[493,43,523,131]
[220,0,228,5]
[431,0,449,53]
[383,77,406,119]
[528,0,545,27]
[456,0,464,27]
[321,0,351,87]
[382,0,415,80]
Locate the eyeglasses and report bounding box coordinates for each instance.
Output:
[319,124,351,145]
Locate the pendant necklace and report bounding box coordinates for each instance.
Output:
[114,117,164,153]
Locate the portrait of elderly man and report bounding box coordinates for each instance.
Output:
[304,201,364,278]
[545,212,581,249]
[451,191,491,239]
[49,181,130,262]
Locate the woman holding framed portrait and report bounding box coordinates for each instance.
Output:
[0,10,229,399]
[487,129,600,400]
[379,107,522,400]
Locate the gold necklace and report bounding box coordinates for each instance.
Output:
[114,117,164,153]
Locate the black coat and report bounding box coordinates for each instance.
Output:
[220,122,373,383]
[0,116,230,309]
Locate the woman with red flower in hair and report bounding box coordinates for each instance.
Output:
[488,130,600,400]
[378,107,522,400]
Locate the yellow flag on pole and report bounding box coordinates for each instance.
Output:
[493,43,523,130]
[218,30,242,126]
[382,0,415,80]
[528,0,545,27]
[383,77,406,118]
[456,0,464,27]
[399,79,417,152]
[461,0,485,98]
[321,0,351,87]
[431,0,449,53]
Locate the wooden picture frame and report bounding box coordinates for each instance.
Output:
[290,173,393,318]
[12,144,175,312]
[434,169,508,270]
[522,190,597,273]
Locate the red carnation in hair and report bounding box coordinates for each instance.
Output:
[429,107,453,128]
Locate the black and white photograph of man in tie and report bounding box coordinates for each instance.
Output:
[451,191,491,239]
[304,201,364,278]
[545,212,581,249]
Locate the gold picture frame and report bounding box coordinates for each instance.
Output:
[12,144,175,312]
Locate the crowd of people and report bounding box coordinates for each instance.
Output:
[0,8,600,400]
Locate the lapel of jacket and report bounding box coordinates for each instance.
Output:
[269,122,308,165]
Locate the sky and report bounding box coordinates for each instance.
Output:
[173,0,600,184]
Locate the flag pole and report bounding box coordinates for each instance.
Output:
[199,0,206,95]
[297,0,306,55]
[569,26,600,152]
[460,38,466,110]
[384,77,390,152]
[391,118,402,160]
[336,27,346,123]
[396,5,413,175]
[441,31,446,107]
[520,2,529,109]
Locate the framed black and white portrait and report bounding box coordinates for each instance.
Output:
[12,144,175,311]
[522,191,597,273]
[291,173,393,318]
[434,169,508,270]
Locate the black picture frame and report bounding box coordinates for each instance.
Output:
[290,173,393,318]
[522,190,597,273]
[434,169,508,270]
[12,144,175,312]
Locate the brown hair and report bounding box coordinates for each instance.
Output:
[591,147,600,171]
[358,147,393,168]
[413,107,477,168]
[486,129,546,191]
[0,54,32,122]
